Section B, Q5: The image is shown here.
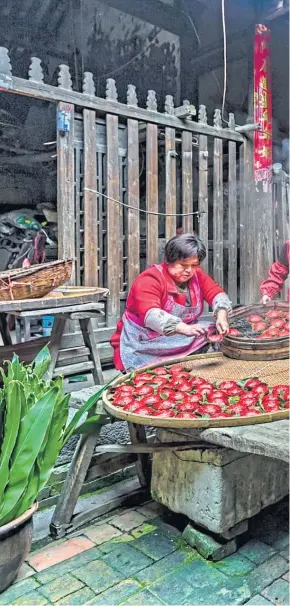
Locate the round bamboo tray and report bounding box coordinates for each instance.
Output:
[103,352,289,428]
[221,302,289,361]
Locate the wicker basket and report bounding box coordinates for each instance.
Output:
[221,301,289,361]
[0,259,73,301]
[103,352,289,428]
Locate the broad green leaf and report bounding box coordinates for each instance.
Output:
[62,375,119,447]
[0,389,5,448]
[32,345,51,378]
[37,394,70,492]
[14,394,69,520]
[0,381,23,502]
[0,386,59,525]
[13,466,38,519]
[70,414,109,437]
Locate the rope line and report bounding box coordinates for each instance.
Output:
[83,188,205,217]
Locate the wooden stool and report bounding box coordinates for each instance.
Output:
[10,303,105,385]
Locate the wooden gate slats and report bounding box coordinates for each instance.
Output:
[146,90,159,266]
[227,113,237,302]
[127,85,140,286]
[165,95,176,239]
[106,79,121,326]
[198,106,209,312]
[57,99,75,285]
[213,109,223,287]
[239,136,254,303]
[83,75,98,287]
[181,102,193,233]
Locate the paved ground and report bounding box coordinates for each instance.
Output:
[1,500,289,605]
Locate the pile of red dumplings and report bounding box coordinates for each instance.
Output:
[110,365,290,419]
[228,309,289,339]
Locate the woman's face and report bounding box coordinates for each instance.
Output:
[167,255,200,283]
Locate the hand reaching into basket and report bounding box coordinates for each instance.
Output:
[216,309,230,335]
[261,294,271,304]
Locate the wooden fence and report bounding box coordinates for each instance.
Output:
[0,46,262,355]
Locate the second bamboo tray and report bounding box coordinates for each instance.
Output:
[221,302,289,361]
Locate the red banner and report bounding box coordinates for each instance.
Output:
[254,24,272,188]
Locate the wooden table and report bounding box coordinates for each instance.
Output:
[0,290,108,384]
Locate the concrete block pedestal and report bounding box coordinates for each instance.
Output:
[151,429,289,560]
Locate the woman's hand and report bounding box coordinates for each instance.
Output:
[261,294,271,304]
[216,309,229,335]
[175,322,207,337]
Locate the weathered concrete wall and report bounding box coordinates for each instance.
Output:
[57,0,180,106]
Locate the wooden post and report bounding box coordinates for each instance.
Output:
[213,109,223,287]
[57,108,75,283]
[128,422,151,488]
[182,100,193,233]
[146,90,159,266]
[165,95,176,239]
[227,113,237,304]
[198,106,209,313]
[127,85,140,286]
[106,79,121,326]
[239,134,254,304]
[83,72,98,287]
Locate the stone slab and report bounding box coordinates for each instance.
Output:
[182,524,237,561]
[174,421,290,463]
[152,429,289,534]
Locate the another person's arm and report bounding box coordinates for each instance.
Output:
[260,244,289,303]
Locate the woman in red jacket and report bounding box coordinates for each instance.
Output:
[110,233,232,371]
[260,240,290,304]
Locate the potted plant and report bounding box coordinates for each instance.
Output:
[0,347,110,593]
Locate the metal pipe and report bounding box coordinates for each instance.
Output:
[235,122,260,133]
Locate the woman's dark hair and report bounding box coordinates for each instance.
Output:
[164,233,206,264]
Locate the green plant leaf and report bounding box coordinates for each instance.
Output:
[238,376,258,388]
[0,386,59,526]
[31,345,51,379]
[0,381,23,502]
[160,393,168,400]
[13,466,38,519]
[62,375,120,447]
[70,414,110,437]
[0,389,5,448]
[37,393,70,493]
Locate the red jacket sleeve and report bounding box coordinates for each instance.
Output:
[128,273,165,322]
[260,260,288,299]
[196,268,225,305]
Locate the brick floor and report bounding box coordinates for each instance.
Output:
[1,500,289,605]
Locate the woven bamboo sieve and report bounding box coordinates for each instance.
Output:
[0,259,73,301]
[222,301,289,361]
[103,353,289,429]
